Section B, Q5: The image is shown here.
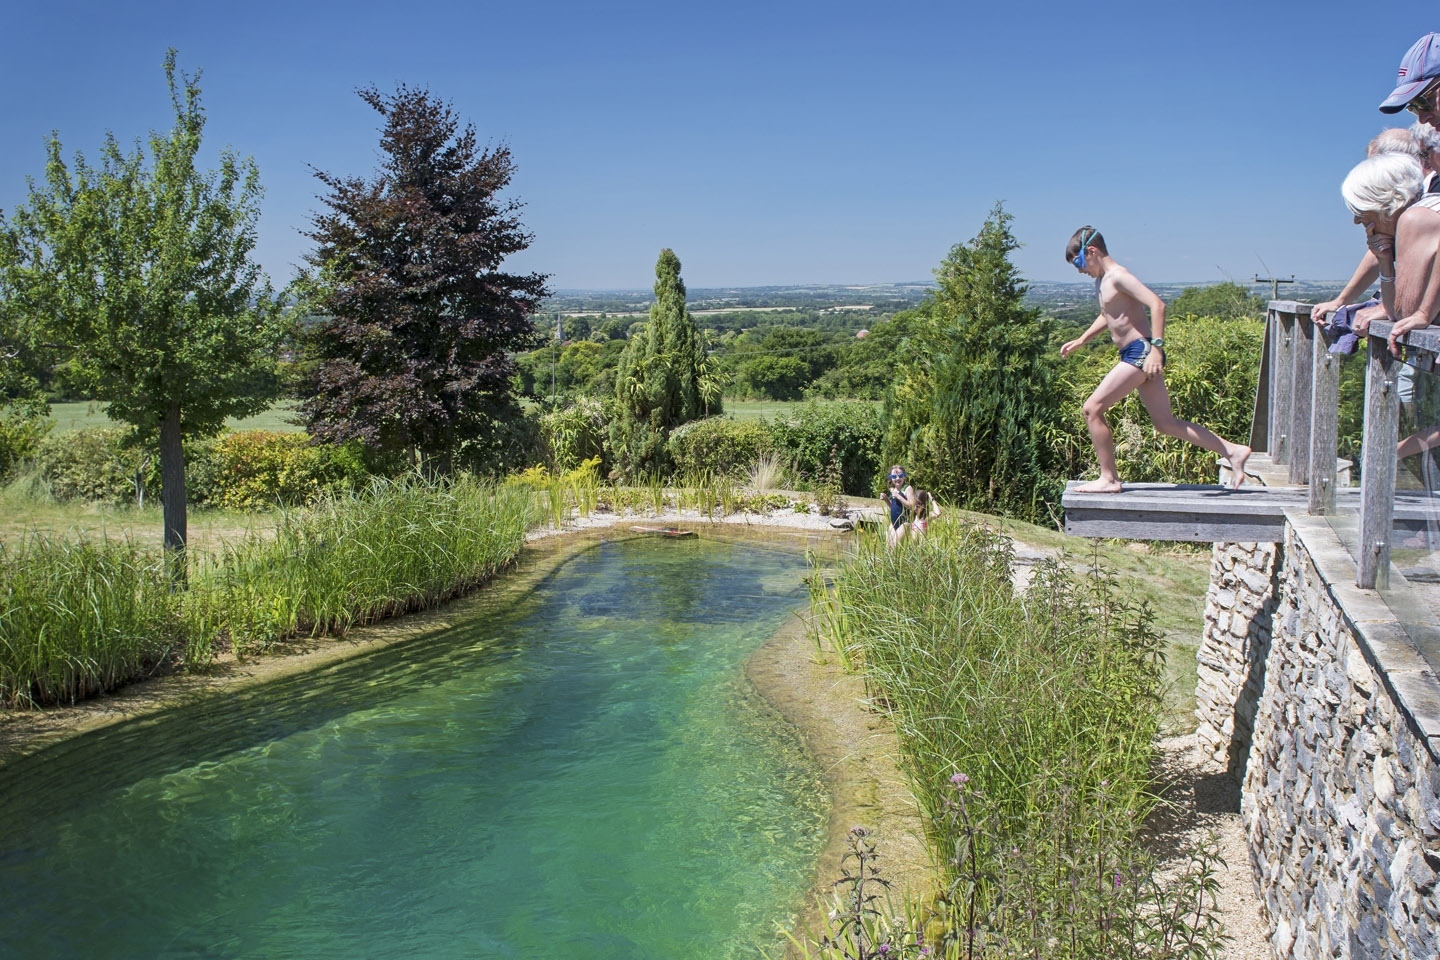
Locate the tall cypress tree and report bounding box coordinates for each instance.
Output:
[610,248,715,477]
[882,203,1058,520]
[300,85,549,472]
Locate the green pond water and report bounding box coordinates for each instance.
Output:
[0,536,829,959]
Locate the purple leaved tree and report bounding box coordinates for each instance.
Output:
[299,85,550,473]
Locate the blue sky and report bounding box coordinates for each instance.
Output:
[1,1,1435,290]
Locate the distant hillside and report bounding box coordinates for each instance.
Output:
[545,279,1348,324]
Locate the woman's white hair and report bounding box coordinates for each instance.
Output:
[1412,120,1440,155]
[1342,153,1424,217]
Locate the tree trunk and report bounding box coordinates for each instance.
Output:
[159,403,187,582]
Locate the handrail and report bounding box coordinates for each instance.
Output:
[1356,318,1439,588]
[1261,302,1440,590]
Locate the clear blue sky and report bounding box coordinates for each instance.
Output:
[1,1,1434,290]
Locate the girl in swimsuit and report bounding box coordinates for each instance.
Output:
[883,465,916,548]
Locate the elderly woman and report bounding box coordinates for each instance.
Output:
[1341,152,1440,354]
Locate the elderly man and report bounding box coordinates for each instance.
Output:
[1381,33,1440,122]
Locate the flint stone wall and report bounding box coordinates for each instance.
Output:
[1195,541,1282,776]
[1199,513,1440,958]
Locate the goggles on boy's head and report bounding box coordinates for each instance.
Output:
[1073,229,1096,270]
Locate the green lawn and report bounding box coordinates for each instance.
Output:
[46,401,303,434]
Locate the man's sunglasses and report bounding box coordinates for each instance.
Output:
[1407,78,1440,115]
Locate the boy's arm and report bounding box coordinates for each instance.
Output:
[1060,314,1109,357]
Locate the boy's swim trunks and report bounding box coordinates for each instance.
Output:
[1119,338,1151,370]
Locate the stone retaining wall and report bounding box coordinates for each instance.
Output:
[1195,541,1282,777]
[1205,514,1440,958]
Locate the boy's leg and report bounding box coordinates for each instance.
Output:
[1136,376,1251,489]
[1075,362,1148,493]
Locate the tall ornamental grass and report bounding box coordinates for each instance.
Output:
[1,475,540,704]
[0,533,180,706]
[190,474,538,655]
[807,522,1223,958]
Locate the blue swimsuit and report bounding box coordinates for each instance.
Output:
[1118,338,1151,370]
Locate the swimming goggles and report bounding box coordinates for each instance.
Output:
[1073,229,1097,270]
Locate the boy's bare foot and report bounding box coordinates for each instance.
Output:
[1226,445,1252,490]
[1074,478,1124,494]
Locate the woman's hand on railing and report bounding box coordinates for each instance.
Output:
[1387,313,1432,355]
[1311,298,1342,325]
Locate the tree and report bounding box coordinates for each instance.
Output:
[300,85,549,472]
[0,51,283,561]
[1168,281,1265,320]
[882,203,1058,519]
[610,249,718,477]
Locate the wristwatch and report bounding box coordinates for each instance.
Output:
[1149,337,1166,349]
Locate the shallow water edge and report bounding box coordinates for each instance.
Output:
[0,522,933,953]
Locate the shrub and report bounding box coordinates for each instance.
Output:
[666,416,772,478]
[540,396,609,473]
[31,427,151,505]
[0,403,50,482]
[208,431,367,510]
[766,401,882,496]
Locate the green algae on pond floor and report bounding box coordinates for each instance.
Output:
[0,536,829,960]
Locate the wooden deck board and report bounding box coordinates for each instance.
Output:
[1062,481,1436,543]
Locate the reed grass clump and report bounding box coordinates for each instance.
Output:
[804,522,1223,957]
[191,474,537,654]
[0,533,180,706]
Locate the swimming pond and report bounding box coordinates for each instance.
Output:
[0,535,829,959]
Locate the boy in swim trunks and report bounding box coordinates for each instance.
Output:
[1059,226,1251,493]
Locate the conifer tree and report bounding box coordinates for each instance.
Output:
[300,85,549,472]
[610,249,716,477]
[882,203,1058,520]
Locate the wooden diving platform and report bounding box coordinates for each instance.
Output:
[1063,479,1436,544]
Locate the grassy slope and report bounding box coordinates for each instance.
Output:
[46,401,303,435]
[961,509,1211,735]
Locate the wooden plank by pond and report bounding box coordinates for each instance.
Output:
[628,525,698,538]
